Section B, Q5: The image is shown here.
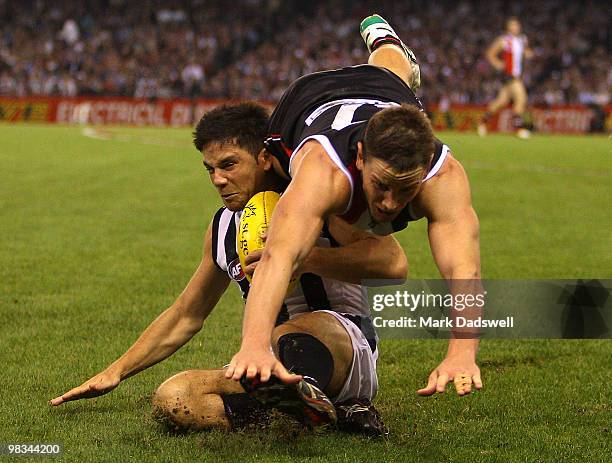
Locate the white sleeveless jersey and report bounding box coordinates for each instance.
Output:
[210,207,373,322]
[502,34,527,78]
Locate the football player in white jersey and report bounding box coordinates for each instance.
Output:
[227,15,483,402]
[50,102,405,436]
[478,17,534,138]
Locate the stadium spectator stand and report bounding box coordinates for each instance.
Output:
[0,0,609,106]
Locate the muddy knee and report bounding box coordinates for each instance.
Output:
[152,371,235,431]
[152,377,193,430]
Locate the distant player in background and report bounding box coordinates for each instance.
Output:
[478,17,534,138]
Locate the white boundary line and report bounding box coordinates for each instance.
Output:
[81,127,190,147]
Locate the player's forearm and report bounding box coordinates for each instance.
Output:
[447,338,479,358]
[446,273,482,359]
[240,146,343,349]
[242,245,304,347]
[242,213,324,347]
[305,238,407,284]
[108,306,202,380]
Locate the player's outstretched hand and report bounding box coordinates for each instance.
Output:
[50,369,121,406]
[225,346,302,385]
[417,353,482,397]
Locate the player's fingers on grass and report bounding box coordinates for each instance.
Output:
[417,372,438,395]
[51,384,88,405]
[454,379,471,396]
[49,396,65,406]
[436,374,450,393]
[473,372,483,390]
[454,372,472,396]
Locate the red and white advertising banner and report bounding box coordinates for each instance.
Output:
[0,97,610,134]
[0,96,225,126]
[429,104,611,134]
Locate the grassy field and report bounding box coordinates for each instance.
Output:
[0,124,610,462]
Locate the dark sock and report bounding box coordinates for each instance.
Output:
[277,333,334,390]
[220,393,270,429]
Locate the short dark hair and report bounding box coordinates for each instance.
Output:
[193,102,269,157]
[363,104,434,173]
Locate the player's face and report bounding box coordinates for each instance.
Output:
[358,155,423,224]
[507,19,521,35]
[202,142,267,211]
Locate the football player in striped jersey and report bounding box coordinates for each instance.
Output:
[478,17,534,138]
[50,102,404,436]
[227,14,483,401]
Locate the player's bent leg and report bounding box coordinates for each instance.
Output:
[239,313,352,428]
[510,79,528,115]
[274,313,388,437]
[360,14,421,89]
[509,80,530,138]
[479,85,511,136]
[368,45,414,90]
[272,312,353,398]
[488,85,511,113]
[152,369,267,431]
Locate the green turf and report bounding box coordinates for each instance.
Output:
[1,124,610,462]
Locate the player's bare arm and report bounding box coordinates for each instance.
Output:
[225,141,352,384]
[302,216,408,283]
[486,37,506,71]
[410,154,483,396]
[243,215,408,284]
[524,37,534,59]
[50,222,230,406]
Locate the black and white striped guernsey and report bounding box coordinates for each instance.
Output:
[210,206,377,347]
[265,64,450,235]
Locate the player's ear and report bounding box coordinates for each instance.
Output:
[356,142,364,171]
[257,148,272,170]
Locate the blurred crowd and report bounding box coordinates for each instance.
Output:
[0,0,609,106]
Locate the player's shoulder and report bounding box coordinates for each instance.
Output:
[292,139,346,176]
[211,205,233,226]
[209,205,235,247]
[414,152,470,216]
[424,151,467,188]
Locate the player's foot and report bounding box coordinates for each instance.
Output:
[240,375,337,428]
[516,128,531,139]
[360,14,421,89]
[336,399,389,437]
[477,123,488,137]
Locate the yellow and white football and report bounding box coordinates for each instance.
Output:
[237,191,297,293]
